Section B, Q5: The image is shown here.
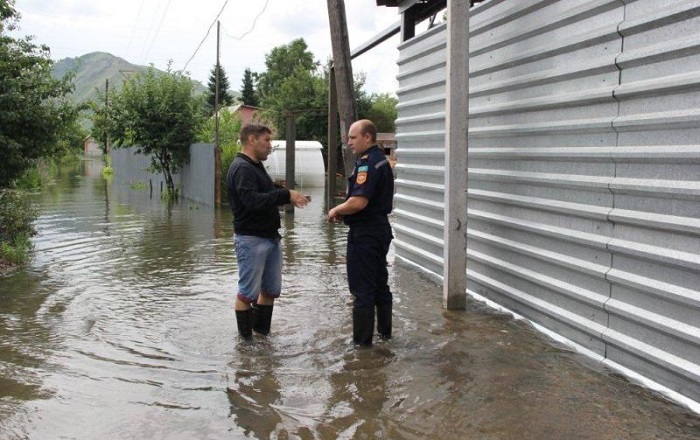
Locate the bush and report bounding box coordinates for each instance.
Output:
[0,189,38,265]
[102,154,114,180]
[14,158,59,190]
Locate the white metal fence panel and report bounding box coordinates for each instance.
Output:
[393,0,700,403]
[111,144,215,206]
[180,143,215,206]
[606,0,700,403]
[111,147,179,195]
[395,23,449,279]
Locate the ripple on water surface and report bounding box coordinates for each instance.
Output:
[0,166,698,439]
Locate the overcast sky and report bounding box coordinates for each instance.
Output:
[11,0,402,94]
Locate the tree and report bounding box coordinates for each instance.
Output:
[363,93,398,133]
[257,39,318,102]
[0,0,80,188]
[95,65,205,198]
[206,64,233,113]
[256,38,328,144]
[240,68,258,107]
[1,0,80,265]
[196,108,242,201]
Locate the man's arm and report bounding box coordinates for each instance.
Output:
[327,196,368,222]
[234,167,290,211]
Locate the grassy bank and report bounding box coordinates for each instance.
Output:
[0,155,84,272]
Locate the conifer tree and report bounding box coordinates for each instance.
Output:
[240,68,258,107]
[206,65,233,112]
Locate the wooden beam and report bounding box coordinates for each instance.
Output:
[285,114,296,213]
[401,7,416,42]
[327,66,338,209]
[327,0,358,177]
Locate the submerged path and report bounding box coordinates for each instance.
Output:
[0,161,698,439]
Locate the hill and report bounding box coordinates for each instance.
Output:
[51,52,210,104]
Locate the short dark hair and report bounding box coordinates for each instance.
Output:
[239,123,272,145]
[357,119,377,143]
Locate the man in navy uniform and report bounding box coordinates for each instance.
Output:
[327,119,394,346]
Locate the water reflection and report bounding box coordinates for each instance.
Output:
[227,344,283,439]
[323,349,391,439]
[0,162,698,439]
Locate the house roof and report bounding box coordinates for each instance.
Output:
[223,103,260,113]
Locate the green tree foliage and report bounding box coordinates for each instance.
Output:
[196,107,242,161]
[257,39,317,100]
[94,65,205,198]
[196,108,242,201]
[0,0,16,25]
[0,189,37,264]
[240,68,258,107]
[206,64,233,113]
[363,93,398,133]
[256,38,328,144]
[0,0,80,188]
[243,38,398,177]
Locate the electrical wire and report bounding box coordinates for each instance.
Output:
[181,0,231,72]
[138,0,164,63]
[125,0,146,55]
[143,0,173,62]
[221,0,270,41]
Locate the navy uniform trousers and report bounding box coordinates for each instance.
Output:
[346,223,393,310]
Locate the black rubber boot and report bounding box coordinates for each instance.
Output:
[235,309,253,338]
[353,307,375,347]
[376,302,392,341]
[252,304,274,336]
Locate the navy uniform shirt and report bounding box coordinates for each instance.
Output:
[343,145,394,226]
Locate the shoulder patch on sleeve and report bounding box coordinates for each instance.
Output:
[356,171,367,185]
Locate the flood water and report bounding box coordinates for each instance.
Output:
[1,160,699,440]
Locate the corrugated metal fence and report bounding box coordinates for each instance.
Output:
[393,0,700,404]
[111,143,215,206]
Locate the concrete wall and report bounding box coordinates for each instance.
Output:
[111,143,215,206]
[393,0,700,404]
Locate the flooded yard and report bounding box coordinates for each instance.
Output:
[0,160,698,439]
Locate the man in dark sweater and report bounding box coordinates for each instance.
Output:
[227,123,309,338]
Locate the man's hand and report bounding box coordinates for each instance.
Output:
[289,190,309,208]
[327,207,343,223]
[327,196,367,223]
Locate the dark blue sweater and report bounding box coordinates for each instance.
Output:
[226,153,290,238]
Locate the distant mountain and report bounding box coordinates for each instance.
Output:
[51,52,208,104]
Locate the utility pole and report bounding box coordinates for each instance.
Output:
[327,0,357,178]
[326,66,338,209]
[285,113,296,213]
[214,21,222,208]
[103,78,109,155]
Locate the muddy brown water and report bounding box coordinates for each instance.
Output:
[0,160,698,440]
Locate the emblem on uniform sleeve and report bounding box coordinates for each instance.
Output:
[356,165,369,185]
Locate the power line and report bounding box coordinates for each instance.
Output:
[181,0,231,72]
[143,0,173,62]
[221,0,270,41]
[139,0,164,63]
[125,0,146,55]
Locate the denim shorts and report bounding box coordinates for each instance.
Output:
[234,234,283,304]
